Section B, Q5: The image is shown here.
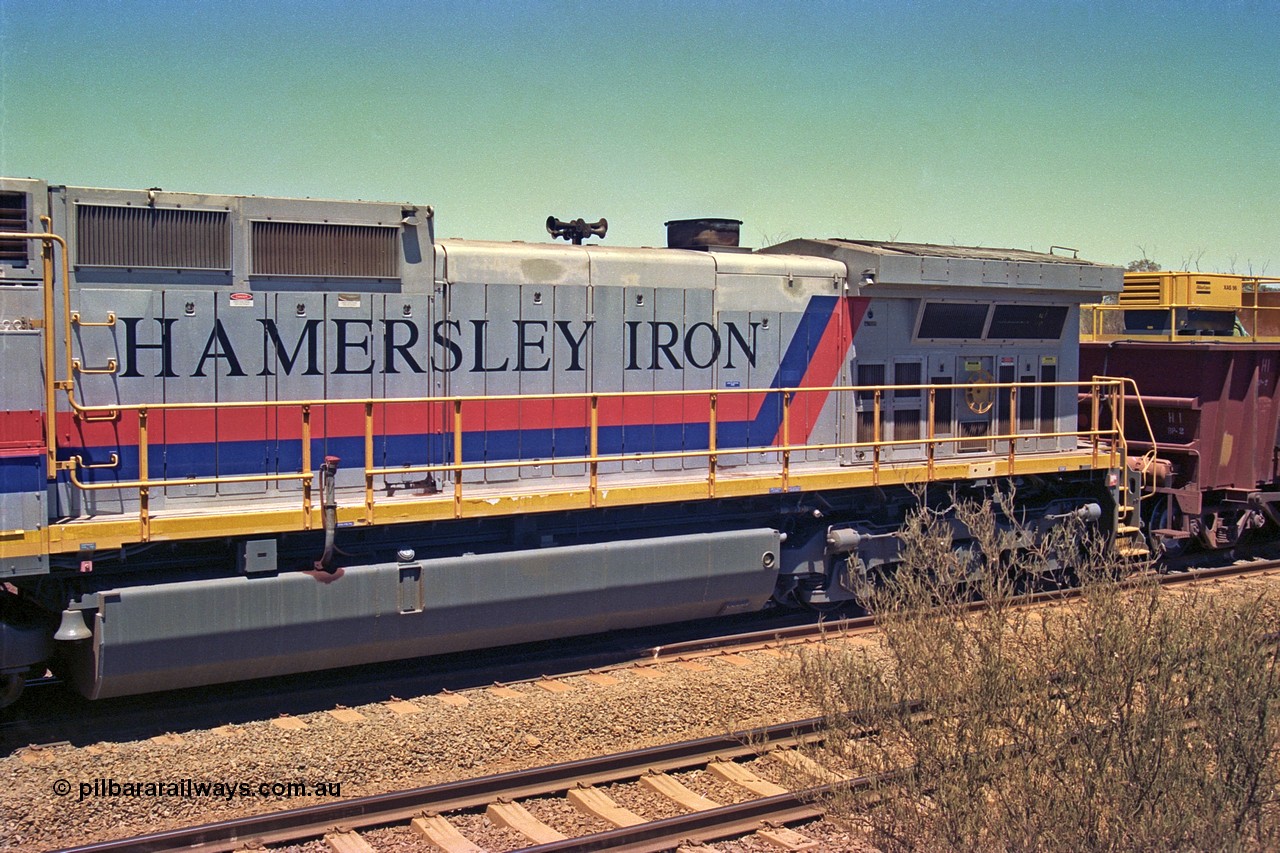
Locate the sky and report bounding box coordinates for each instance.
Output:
[0,0,1276,273]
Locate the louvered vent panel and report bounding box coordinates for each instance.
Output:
[252,221,399,279]
[77,205,230,269]
[0,192,29,265]
[1119,277,1162,305]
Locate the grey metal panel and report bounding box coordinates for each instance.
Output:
[887,356,927,461]
[480,283,519,483]
[163,290,217,499]
[0,330,40,410]
[324,291,377,490]
[591,284,623,475]
[622,286,655,473]
[982,260,1011,285]
[552,283,589,477]
[950,259,986,288]
[214,291,268,495]
[438,240,591,287]
[269,292,327,496]
[653,287,685,472]
[681,286,714,471]
[518,284,553,479]
[778,309,829,464]
[1047,262,1083,291]
[1015,352,1040,454]
[379,293,440,493]
[444,280,487,484]
[585,244,716,290]
[749,309,782,467]
[715,309,751,468]
[920,257,949,283]
[927,351,957,461]
[710,251,845,281]
[74,527,781,699]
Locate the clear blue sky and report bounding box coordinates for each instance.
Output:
[1,0,1276,272]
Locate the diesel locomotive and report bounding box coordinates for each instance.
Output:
[0,179,1138,705]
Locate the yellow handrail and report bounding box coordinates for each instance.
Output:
[1083,300,1280,343]
[60,379,1127,502]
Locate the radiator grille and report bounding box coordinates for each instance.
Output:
[77,204,231,269]
[0,192,29,266]
[252,221,399,279]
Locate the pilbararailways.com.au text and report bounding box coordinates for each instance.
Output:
[56,778,343,802]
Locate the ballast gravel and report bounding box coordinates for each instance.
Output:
[0,645,869,852]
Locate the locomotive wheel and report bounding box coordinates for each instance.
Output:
[0,672,23,708]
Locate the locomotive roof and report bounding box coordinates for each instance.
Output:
[762,237,1123,296]
[435,238,847,287]
[793,238,1115,267]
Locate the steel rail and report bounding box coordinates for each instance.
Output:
[519,787,835,852]
[53,717,828,853]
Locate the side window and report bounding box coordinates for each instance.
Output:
[987,305,1068,339]
[916,303,989,339]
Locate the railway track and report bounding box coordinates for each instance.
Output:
[54,716,848,853]
[45,557,1280,853]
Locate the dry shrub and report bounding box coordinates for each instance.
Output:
[792,495,1280,852]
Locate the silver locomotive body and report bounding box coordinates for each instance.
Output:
[0,180,1123,702]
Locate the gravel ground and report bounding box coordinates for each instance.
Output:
[15,569,1261,851]
[0,645,860,851]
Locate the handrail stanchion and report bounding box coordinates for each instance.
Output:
[1090,381,1101,468]
[364,401,375,523]
[926,387,936,480]
[781,390,791,491]
[872,388,881,485]
[589,395,599,508]
[138,408,150,542]
[1007,385,1017,470]
[301,405,313,529]
[708,391,717,497]
[1116,380,1128,473]
[452,399,464,517]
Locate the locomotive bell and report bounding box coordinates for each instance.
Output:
[54,608,92,642]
